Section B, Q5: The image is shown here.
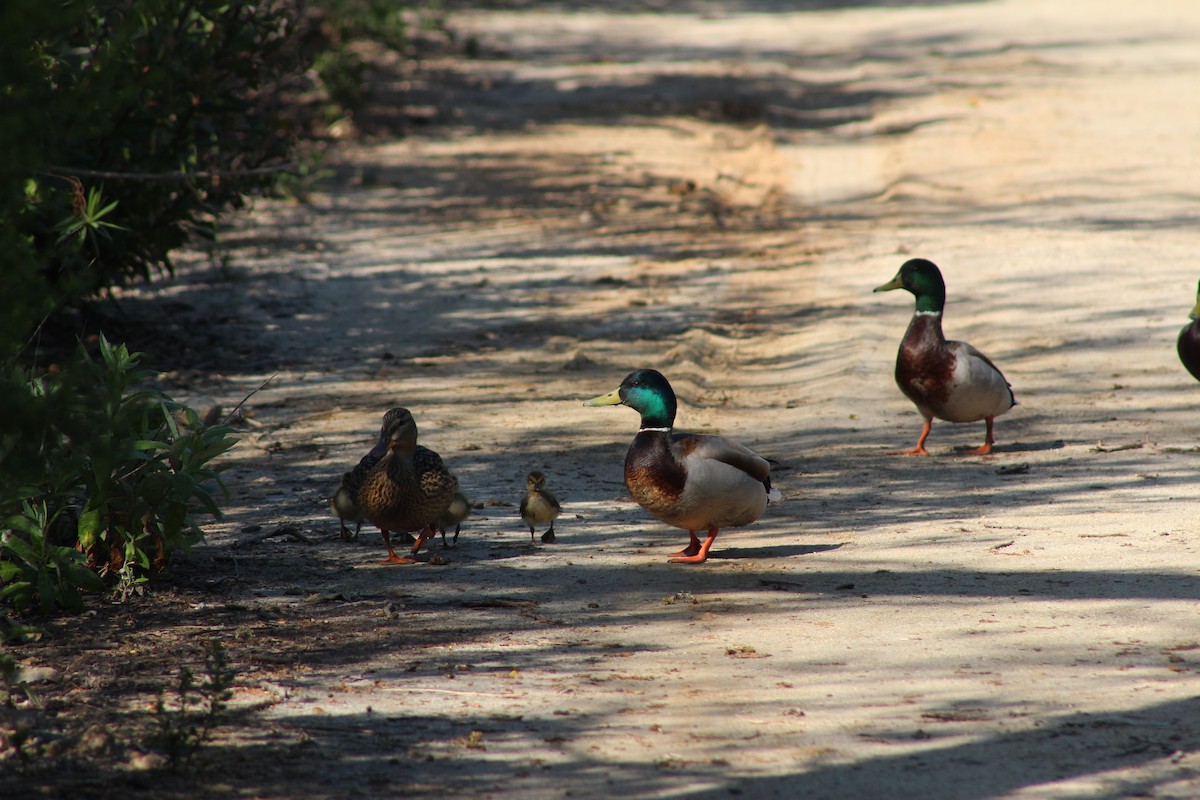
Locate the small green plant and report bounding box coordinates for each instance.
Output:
[1,502,107,615]
[153,641,236,768]
[73,335,238,578]
[50,178,125,256]
[0,335,238,625]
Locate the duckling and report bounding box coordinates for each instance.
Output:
[1178,280,1200,383]
[355,408,458,565]
[332,472,364,540]
[331,408,401,540]
[584,369,779,564]
[436,491,471,548]
[874,258,1016,455]
[520,471,561,544]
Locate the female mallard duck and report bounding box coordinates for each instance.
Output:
[584,369,779,564]
[435,491,471,548]
[1178,281,1200,383]
[520,471,561,544]
[355,407,458,564]
[874,258,1016,455]
[331,408,402,540]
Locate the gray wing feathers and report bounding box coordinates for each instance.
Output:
[684,434,771,483]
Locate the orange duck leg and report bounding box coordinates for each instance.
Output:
[669,528,719,564]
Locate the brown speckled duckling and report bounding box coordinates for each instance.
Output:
[331,409,402,540]
[435,491,471,548]
[1178,281,1200,383]
[356,408,458,565]
[520,471,561,544]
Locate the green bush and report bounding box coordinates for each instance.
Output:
[1,336,237,623]
[0,0,437,628]
[0,0,311,356]
[0,2,289,626]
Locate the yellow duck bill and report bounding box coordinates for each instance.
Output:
[583,388,623,406]
[873,275,904,293]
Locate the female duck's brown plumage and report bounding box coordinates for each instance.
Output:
[585,369,779,564]
[331,408,403,540]
[355,407,458,565]
[1178,281,1200,383]
[875,258,1016,455]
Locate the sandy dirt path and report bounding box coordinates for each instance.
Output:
[11,1,1200,798]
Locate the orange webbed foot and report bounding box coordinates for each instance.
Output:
[381,530,419,565]
[668,529,718,565]
[893,420,932,456]
[669,531,702,558]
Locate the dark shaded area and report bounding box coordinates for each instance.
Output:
[6,511,1200,798]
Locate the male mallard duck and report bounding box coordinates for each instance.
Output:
[1178,281,1200,383]
[435,491,471,548]
[331,408,400,540]
[520,471,561,544]
[355,407,458,565]
[584,369,779,564]
[874,258,1016,455]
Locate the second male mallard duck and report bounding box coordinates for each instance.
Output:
[520,471,561,544]
[585,369,779,564]
[1178,281,1200,383]
[874,258,1016,456]
[355,407,458,565]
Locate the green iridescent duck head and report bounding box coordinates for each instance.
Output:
[874,258,947,314]
[584,368,678,429]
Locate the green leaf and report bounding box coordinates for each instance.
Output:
[78,508,102,550]
[0,579,32,598]
[162,502,188,541]
[160,400,182,440]
[98,332,115,369]
[65,562,105,593]
[2,536,41,567]
[0,582,33,610]
[4,514,42,537]
[170,472,198,501]
[191,490,223,519]
[37,571,56,615]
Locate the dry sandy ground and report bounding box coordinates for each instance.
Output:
[9,1,1200,798]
